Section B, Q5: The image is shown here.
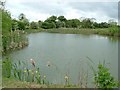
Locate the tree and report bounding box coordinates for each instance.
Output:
[45,15,57,23]
[81,18,93,28]
[66,19,80,28]
[58,16,66,22]
[18,13,25,20]
[12,19,18,31]
[41,22,56,29]
[1,9,12,51]
[2,9,12,33]
[18,13,29,29]
[108,19,117,27]
[57,16,67,27]
[38,20,42,28]
[55,20,64,28]
[30,21,38,29]
[18,21,25,30]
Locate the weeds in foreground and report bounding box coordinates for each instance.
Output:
[94,64,119,88]
[2,58,48,85]
[2,57,120,88]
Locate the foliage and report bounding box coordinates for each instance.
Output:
[66,19,80,28]
[1,9,12,34]
[1,9,28,53]
[12,19,18,31]
[2,59,48,84]
[18,13,29,30]
[45,15,57,23]
[17,21,25,30]
[94,64,119,88]
[81,18,93,28]
[41,22,56,29]
[30,21,38,29]
[38,20,42,28]
[58,16,66,22]
[2,58,12,78]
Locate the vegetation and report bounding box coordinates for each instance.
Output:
[2,58,47,84]
[2,58,80,88]
[1,3,120,53]
[2,58,119,88]
[1,9,28,54]
[1,1,120,89]
[94,64,119,88]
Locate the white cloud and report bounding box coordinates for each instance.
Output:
[5,0,118,22]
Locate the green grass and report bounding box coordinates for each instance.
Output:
[3,77,47,88]
[2,58,81,88]
[3,77,80,88]
[25,28,120,37]
[25,28,44,34]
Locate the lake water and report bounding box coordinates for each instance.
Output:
[6,32,119,87]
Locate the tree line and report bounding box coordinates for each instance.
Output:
[12,13,118,30]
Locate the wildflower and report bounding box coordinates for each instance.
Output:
[30,59,35,67]
[43,75,46,79]
[36,71,38,73]
[64,75,69,80]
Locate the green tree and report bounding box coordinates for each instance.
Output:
[2,9,12,33]
[18,21,25,30]
[108,19,117,27]
[45,15,57,23]
[38,20,42,28]
[41,22,56,29]
[1,9,12,51]
[12,19,18,31]
[66,19,80,28]
[30,21,38,29]
[81,18,93,28]
[57,16,66,27]
[42,15,57,29]
[18,13,29,30]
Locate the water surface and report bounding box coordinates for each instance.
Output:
[7,32,119,87]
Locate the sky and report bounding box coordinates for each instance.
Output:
[4,0,119,23]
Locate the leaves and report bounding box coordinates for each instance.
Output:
[94,64,119,88]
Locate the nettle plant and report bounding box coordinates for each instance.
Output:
[94,64,119,88]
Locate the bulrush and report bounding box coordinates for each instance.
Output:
[64,75,69,80]
[30,59,35,67]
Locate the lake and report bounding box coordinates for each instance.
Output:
[6,32,119,87]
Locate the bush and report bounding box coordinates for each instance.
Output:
[94,64,119,88]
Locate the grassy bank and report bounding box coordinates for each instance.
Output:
[25,27,120,37]
[3,77,80,88]
[2,30,29,54]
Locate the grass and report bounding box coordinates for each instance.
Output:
[2,57,120,88]
[25,27,120,37]
[3,77,47,88]
[25,28,44,34]
[2,58,82,88]
[2,30,29,54]
[3,77,80,88]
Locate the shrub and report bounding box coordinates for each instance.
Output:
[94,64,119,88]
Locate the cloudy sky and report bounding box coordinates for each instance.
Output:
[4,0,119,22]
